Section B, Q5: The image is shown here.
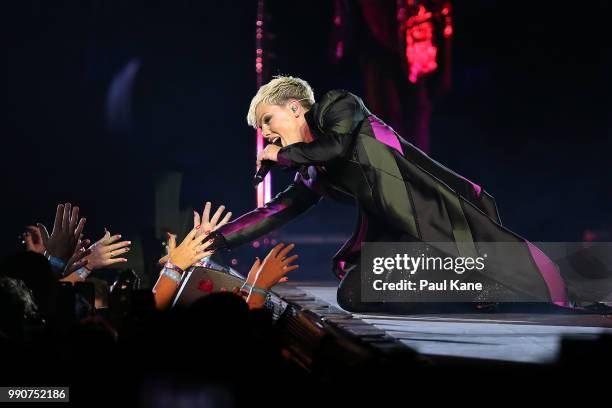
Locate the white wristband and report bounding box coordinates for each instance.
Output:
[75,266,92,280]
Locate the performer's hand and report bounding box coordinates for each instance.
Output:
[256,144,281,167]
[253,243,299,290]
[193,202,232,237]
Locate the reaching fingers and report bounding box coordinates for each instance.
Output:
[269,243,285,258]
[283,264,299,273]
[37,223,50,245]
[98,229,111,245]
[193,210,201,229]
[209,205,225,226]
[158,254,170,265]
[214,212,232,231]
[278,243,295,259]
[278,277,289,283]
[249,257,261,272]
[104,258,128,266]
[105,233,123,245]
[202,202,211,225]
[194,242,210,253]
[107,247,130,259]
[53,204,64,234]
[62,203,71,232]
[191,231,212,247]
[184,227,198,243]
[26,225,41,240]
[283,254,299,266]
[167,232,177,251]
[106,240,131,252]
[24,233,34,249]
[74,217,86,239]
[69,205,79,232]
[246,257,261,284]
[80,239,91,251]
[196,250,214,260]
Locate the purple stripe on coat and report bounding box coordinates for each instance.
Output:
[457,174,482,197]
[526,241,568,306]
[368,115,482,197]
[368,116,404,155]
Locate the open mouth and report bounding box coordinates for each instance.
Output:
[271,136,281,145]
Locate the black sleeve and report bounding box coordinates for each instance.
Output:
[213,175,322,249]
[276,91,366,167]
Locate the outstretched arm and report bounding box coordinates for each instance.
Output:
[212,177,321,250]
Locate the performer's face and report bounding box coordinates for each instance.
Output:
[256,102,304,147]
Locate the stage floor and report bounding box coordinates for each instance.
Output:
[294,283,612,364]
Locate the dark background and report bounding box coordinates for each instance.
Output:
[3,1,610,285]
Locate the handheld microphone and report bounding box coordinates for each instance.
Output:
[253,139,282,187]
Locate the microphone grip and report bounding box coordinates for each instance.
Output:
[253,159,275,187]
[253,138,283,187]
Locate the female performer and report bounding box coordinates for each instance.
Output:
[209,76,568,314]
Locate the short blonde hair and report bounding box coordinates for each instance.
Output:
[247,75,315,128]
